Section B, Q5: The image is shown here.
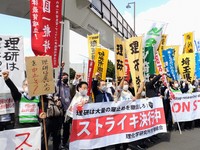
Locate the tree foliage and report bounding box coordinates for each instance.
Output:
[106,60,115,79]
[70,67,76,79]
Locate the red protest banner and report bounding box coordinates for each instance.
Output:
[70,97,166,149]
[30,0,62,68]
[125,58,130,81]
[87,60,95,96]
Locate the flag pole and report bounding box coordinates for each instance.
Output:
[58,0,66,97]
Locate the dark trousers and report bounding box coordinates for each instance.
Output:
[0,121,14,131]
[62,117,72,146]
[41,117,62,150]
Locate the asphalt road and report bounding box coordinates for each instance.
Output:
[48,128,200,150]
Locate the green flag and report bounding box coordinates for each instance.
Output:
[144,47,155,81]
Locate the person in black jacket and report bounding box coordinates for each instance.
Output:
[92,72,113,150]
[92,72,113,103]
[145,73,163,98]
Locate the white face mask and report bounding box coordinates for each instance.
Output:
[80,89,88,96]
[174,83,179,88]
[101,86,107,92]
[141,91,146,97]
[123,85,129,91]
[24,86,29,94]
[182,82,186,87]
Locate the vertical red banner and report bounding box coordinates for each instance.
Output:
[30,0,62,68]
[125,58,130,81]
[87,60,95,96]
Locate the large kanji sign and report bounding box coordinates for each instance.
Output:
[70,97,167,149]
[30,0,62,68]
[0,35,25,93]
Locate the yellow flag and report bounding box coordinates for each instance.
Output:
[156,34,168,73]
[178,53,195,82]
[115,37,125,83]
[93,48,109,80]
[87,33,100,60]
[183,32,194,53]
[163,45,180,67]
[125,36,144,94]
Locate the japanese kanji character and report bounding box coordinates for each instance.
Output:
[181,57,190,66]
[43,0,51,13]
[32,0,38,6]
[43,40,50,53]
[116,44,123,56]
[117,59,124,71]
[129,41,139,54]
[43,24,51,37]
[154,109,161,123]
[133,59,139,71]
[140,112,148,127]
[4,38,20,51]
[3,52,19,62]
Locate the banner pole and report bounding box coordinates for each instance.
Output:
[170,100,182,134]
[58,0,66,97]
[41,96,48,150]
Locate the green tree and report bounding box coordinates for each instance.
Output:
[106,60,115,79]
[70,67,76,79]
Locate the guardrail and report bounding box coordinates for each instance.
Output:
[90,0,135,39]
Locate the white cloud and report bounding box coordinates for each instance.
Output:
[123,0,200,49]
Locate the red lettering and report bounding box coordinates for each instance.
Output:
[182,102,190,112]
[172,103,181,113]
[193,100,197,111]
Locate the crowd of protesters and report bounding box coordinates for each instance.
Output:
[1,61,200,150]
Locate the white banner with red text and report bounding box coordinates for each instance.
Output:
[170,92,200,122]
[0,126,41,150]
[0,93,15,115]
[70,97,167,150]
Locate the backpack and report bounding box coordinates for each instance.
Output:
[47,97,63,118]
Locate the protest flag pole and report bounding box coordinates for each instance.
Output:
[58,0,66,97]
[41,95,48,150]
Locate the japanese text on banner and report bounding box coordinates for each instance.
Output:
[0,127,41,150]
[170,92,200,122]
[30,0,62,67]
[178,53,195,82]
[0,35,24,93]
[126,37,144,94]
[115,37,125,83]
[70,97,166,150]
[93,48,109,80]
[88,33,100,60]
[25,56,55,97]
[183,32,194,53]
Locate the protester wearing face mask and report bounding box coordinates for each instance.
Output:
[2,71,41,129]
[92,73,118,150]
[92,72,113,103]
[117,77,136,101]
[66,81,89,119]
[56,61,80,149]
[170,80,189,94]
